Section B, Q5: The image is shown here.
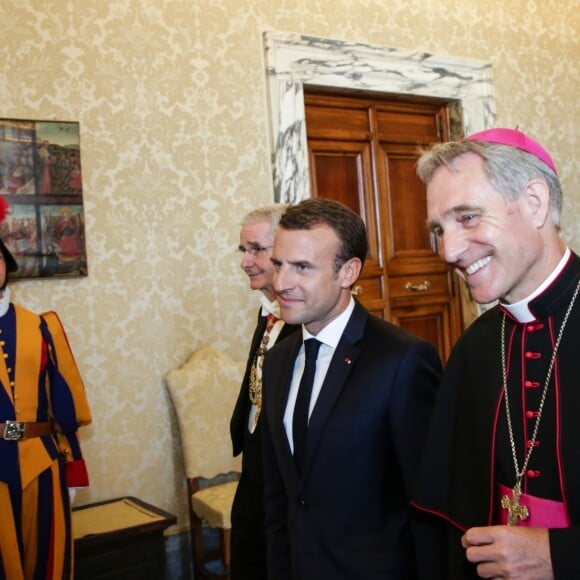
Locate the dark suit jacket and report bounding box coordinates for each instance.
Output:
[230,308,299,478]
[229,308,299,580]
[261,300,443,580]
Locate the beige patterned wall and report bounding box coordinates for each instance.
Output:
[2,0,578,529]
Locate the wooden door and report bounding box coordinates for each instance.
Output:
[305,90,463,361]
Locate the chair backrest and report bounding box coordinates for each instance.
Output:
[166,347,245,479]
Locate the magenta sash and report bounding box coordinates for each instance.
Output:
[495,483,569,528]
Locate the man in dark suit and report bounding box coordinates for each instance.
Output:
[261,198,444,580]
[229,204,299,580]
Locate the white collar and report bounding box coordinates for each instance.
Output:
[302,296,356,348]
[0,287,11,318]
[259,294,281,318]
[502,247,571,323]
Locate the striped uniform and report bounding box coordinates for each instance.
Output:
[0,305,91,580]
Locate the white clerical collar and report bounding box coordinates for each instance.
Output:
[302,296,356,348]
[259,294,281,318]
[502,247,571,323]
[0,287,10,318]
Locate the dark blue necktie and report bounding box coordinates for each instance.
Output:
[293,339,322,472]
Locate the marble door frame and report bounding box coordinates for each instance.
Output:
[263,31,496,203]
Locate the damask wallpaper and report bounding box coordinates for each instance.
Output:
[2,0,577,530]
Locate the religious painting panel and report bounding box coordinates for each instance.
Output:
[0,118,87,279]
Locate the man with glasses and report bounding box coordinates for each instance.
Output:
[229,204,299,580]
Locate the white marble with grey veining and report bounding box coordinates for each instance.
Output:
[264,32,496,203]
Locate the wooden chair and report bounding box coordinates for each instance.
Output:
[165,347,245,579]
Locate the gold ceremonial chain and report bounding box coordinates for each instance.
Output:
[248,315,277,429]
[500,279,580,525]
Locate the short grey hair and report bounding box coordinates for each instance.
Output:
[417,140,563,228]
[241,204,290,235]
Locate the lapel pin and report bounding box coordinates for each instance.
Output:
[344,357,352,365]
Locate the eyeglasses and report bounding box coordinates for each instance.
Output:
[237,245,273,257]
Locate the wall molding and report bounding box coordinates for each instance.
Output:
[263,31,495,202]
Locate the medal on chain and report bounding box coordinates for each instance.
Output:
[500,280,580,525]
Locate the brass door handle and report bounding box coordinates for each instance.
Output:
[404,280,431,292]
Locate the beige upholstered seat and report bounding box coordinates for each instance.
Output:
[166,347,244,579]
[191,480,239,528]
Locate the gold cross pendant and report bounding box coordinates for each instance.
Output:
[501,482,529,526]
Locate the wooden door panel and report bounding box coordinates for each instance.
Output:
[304,90,464,362]
[375,106,441,142]
[308,139,381,269]
[350,278,389,321]
[379,143,434,257]
[305,103,370,140]
[351,275,385,301]
[390,302,453,361]
[388,272,452,300]
[308,139,388,318]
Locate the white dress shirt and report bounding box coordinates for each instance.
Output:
[283,297,356,453]
[0,287,10,318]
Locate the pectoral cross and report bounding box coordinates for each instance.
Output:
[501,482,529,526]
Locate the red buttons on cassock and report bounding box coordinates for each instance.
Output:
[524,380,540,388]
[525,351,542,359]
[526,323,544,333]
[526,440,540,448]
[526,410,540,419]
[526,469,541,479]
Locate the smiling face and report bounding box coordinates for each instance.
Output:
[239,219,276,300]
[426,152,561,305]
[271,224,361,335]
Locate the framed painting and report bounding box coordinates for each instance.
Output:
[0,118,87,279]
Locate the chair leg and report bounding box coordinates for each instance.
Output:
[187,477,235,579]
[221,527,232,569]
[190,509,209,578]
[188,478,211,579]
